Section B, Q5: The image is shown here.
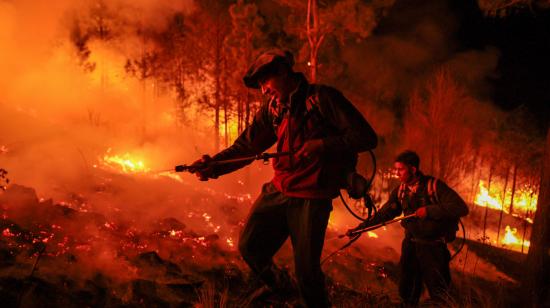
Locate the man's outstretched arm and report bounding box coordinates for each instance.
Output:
[196,101,277,179]
[347,188,402,235]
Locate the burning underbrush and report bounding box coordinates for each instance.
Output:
[0,162,397,306]
[0,163,252,306]
[0,155,528,307]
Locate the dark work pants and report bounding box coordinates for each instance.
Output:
[399,237,451,306]
[238,182,332,308]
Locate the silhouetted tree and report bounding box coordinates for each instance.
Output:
[405,68,484,184]
[189,0,232,150]
[155,13,198,126]
[276,0,393,82]
[226,0,266,132]
[124,41,161,141]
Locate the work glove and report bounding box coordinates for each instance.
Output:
[415,207,428,219]
[192,155,218,181]
[346,172,369,199]
[345,218,377,237]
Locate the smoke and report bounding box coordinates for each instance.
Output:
[0,0,269,286]
[341,0,500,121]
[0,0,209,194]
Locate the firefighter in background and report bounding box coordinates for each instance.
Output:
[348,150,468,306]
[193,49,377,307]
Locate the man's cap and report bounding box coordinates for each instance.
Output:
[243,49,294,89]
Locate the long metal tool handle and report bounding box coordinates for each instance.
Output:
[209,151,291,165]
[174,151,291,173]
[339,213,417,238]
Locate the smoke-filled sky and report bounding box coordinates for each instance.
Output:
[0,0,205,192]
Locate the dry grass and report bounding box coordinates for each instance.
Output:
[194,280,229,308]
[191,263,518,307]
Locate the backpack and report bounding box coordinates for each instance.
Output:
[398,177,460,243]
[303,85,359,187]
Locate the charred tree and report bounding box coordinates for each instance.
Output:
[124,47,159,142]
[470,155,483,206]
[189,0,232,151]
[158,13,196,127]
[214,35,222,151]
[524,127,550,307]
[227,0,265,131]
[497,165,510,243]
[482,163,495,241]
[306,0,324,83]
[406,69,480,185]
[509,163,518,215]
[277,0,386,84]
[222,63,230,147]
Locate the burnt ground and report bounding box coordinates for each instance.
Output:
[0,254,392,308]
[0,247,523,308]
[0,184,527,307]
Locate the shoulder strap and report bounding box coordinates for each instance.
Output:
[427,177,440,204]
[305,84,322,113]
[304,84,342,135]
[398,183,406,203]
[294,84,325,134]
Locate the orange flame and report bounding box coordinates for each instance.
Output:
[97,148,184,182]
[100,148,150,173]
[474,181,503,211]
[474,180,537,216]
[501,225,530,249]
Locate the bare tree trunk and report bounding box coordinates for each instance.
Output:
[214,38,220,151]
[141,78,147,141]
[483,164,495,242]
[213,16,224,151]
[243,29,252,131]
[524,127,550,307]
[521,181,537,254]
[307,0,325,83]
[237,98,243,134]
[224,97,229,147]
[245,89,251,128]
[521,210,530,254]
[497,165,510,244]
[470,154,480,204]
[510,164,518,215]
[214,106,220,151]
